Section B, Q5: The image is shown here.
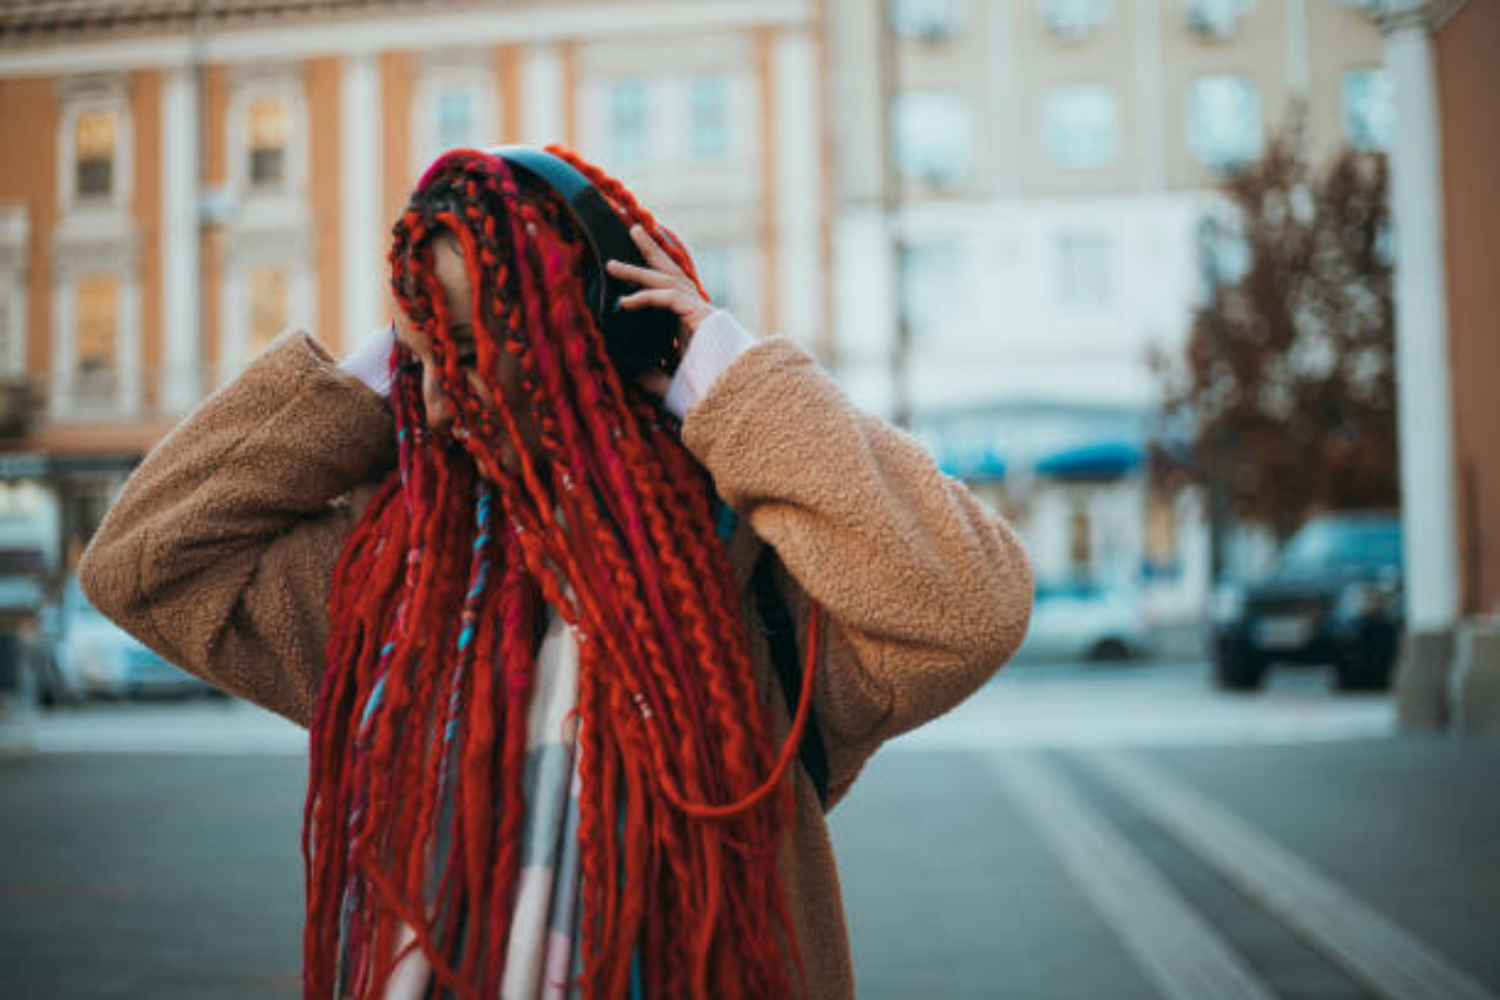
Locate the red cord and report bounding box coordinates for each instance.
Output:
[664,602,822,819]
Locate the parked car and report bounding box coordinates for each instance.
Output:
[42,576,219,703]
[1020,579,1149,662]
[1212,511,1402,691]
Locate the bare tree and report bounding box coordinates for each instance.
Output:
[1152,120,1398,545]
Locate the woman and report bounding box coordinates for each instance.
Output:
[79,146,1033,999]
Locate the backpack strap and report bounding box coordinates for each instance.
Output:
[751,545,830,809]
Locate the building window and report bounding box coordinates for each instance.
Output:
[74,275,119,399]
[1145,490,1180,576]
[688,77,729,160]
[413,67,497,171]
[74,109,117,200]
[1069,506,1093,574]
[692,244,736,314]
[890,0,963,40]
[900,242,964,339]
[1186,74,1262,170]
[1040,0,1112,43]
[893,91,972,187]
[1055,231,1111,307]
[1042,84,1120,168]
[1183,0,1253,40]
[247,265,290,356]
[59,80,132,216]
[247,97,290,189]
[435,86,479,153]
[1342,68,1394,152]
[609,80,649,166]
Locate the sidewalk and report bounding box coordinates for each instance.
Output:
[832,734,1500,999]
[2,672,1496,998]
[1,697,305,756]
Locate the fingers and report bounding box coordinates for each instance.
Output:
[605,259,676,289]
[628,224,683,275]
[618,287,689,312]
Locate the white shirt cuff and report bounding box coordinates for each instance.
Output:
[663,310,757,421]
[339,323,396,399]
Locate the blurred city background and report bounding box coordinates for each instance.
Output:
[0,0,1496,997]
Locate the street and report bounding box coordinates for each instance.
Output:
[2,657,1497,999]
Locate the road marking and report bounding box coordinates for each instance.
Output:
[31,729,306,755]
[1077,750,1498,1000]
[986,751,1277,1000]
[894,709,1394,752]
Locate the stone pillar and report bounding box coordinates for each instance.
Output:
[1377,1,1463,729]
[520,43,565,146]
[161,64,202,413]
[340,52,383,352]
[1454,621,1500,735]
[770,27,824,352]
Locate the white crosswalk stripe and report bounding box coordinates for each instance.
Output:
[1078,750,1498,1000]
[987,751,1278,1000]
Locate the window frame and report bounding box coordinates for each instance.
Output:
[227,69,307,205]
[687,75,731,161]
[606,77,651,168]
[223,250,313,373]
[1341,66,1394,152]
[411,57,499,175]
[56,78,133,217]
[1182,0,1255,41]
[1039,0,1114,44]
[892,89,974,188]
[1185,73,1263,172]
[1054,229,1114,310]
[50,267,141,419]
[1041,82,1122,169]
[890,0,965,41]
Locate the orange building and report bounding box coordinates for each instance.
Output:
[1376,0,1500,732]
[0,0,831,583]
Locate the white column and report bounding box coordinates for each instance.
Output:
[340,52,383,353]
[990,0,1022,197]
[1386,13,1459,632]
[1285,0,1311,99]
[119,272,142,415]
[771,28,822,348]
[160,65,201,413]
[1136,0,1166,192]
[521,43,565,145]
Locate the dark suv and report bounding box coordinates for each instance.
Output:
[1212,512,1403,691]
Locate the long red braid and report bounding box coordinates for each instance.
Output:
[302,147,807,999]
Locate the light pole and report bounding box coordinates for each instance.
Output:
[1196,214,1232,586]
[877,1,912,429]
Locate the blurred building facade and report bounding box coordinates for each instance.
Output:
[828,0,1385,619]
[0,0,828,600]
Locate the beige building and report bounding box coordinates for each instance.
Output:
[0,0,829,584]
[826,0,1385,605]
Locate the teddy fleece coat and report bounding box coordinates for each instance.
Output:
[78,327,1034,999]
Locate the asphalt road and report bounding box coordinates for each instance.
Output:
[2,658,1496,999]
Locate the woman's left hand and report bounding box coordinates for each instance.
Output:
[606,225,715,397]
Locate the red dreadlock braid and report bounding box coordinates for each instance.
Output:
[304,148,806,1000]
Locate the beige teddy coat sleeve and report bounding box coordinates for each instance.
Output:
[78,326,1033,803]
[77,329,398,727]
[684,335,1033,801]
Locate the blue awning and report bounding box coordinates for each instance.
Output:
[1035,441,1141,479]
[936,448,1007,482]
